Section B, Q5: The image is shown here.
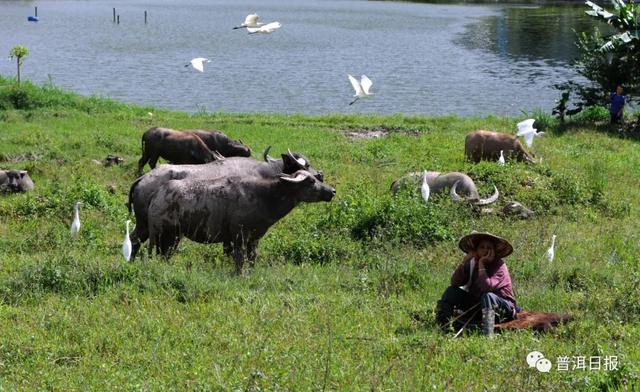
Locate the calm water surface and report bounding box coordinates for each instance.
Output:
[0,0,596,115]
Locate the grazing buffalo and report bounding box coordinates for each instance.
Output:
[128,149,323,261]
[0,170,34,193]
[146,170,335,273]
[137,127,224,173]
[189,130,251,158]
[391,171,499,206]
[465,130,536,163]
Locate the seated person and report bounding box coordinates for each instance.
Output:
[436,232,518,334]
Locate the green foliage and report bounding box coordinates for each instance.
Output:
[0,82,639,389]
[8,45,29,84]
[558,0,640,116]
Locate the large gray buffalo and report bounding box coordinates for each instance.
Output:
[465,130,536,163]
[146,170,335,273]
[128,149,323,261]
[391,171,499,205]
[0,170,34,193]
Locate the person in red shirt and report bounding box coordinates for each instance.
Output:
[436,232,518,333]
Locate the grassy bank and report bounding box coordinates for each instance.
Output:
[0,78,639,390]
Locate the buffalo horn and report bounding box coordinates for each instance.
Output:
[475,185,499,206]
[287,149,307,168]
[449,181,464,202]
[280,170,311,183]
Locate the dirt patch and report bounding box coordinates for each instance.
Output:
[0,152,41,163]
[342,126,424,139]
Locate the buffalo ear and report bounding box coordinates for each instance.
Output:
[19,170,27,178]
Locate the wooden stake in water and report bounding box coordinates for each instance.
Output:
[117,15,120,24]
[113,8,116,23]
[144,11,147,24]
[35,6,38,17]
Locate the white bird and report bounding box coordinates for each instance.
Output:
[234,13,262,29]
[498,150,505,165]
[347,74,374,105]
[247,21,281,34]
[185,58,211,72]
[421,170,430,204]
[516,118,545,148]
[70,201,81,239]
[545,234,556,262]
[122,220,132,261]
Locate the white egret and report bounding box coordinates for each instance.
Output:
[498,150,505,165]
[70,201,81,239]
[185,58,211,72]
[347,74,374,105]
[421,170,430,204]
[122,220,132,261]
[516,118,545,148]
[247,21,281,34]
[545,234,556,263]
[234,13,262,29]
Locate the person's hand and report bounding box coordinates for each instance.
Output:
[478,248,495,267]
[462,250,476,263]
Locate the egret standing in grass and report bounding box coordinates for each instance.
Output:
[347,74,374,105]
[247,21,281,34]
[233,13,262,29]
[421,170,430,204]
[185,58,211,72]
[498,150,505,165]
[70,201,81,239]
[516,119,545,148]
[545,234,556,262]
[122,220,132,261]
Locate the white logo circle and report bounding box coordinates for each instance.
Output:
[526,351,545,368]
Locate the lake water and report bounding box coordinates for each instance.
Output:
[0,0,597,116]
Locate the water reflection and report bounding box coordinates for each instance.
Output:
[457,6,597,64]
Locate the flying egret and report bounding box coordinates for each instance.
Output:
[70,201,81,239]
[545,234,556,262]
[498,150,505,165]
[122,220,132,261]
[247,21,281,34]
[421,170,430,204]
[348,74,374,105]
[234,13,262,29]
[185,58,211,72]
[516,118,545,148]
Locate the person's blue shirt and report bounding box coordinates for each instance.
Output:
[610,92,626,115]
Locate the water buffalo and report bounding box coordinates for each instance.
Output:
[0,169,34,193]
[390,171,499,205]
[146,170,335,273]
[189,130,251,158]
[137,127,224,174]
[501,200,534,219]
[128,150,323,261]
[465,130,536,164]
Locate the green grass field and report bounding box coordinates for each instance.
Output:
[0,78,639,390]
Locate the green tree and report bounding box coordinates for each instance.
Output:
[556,0,639,118]
[8,45,29,85]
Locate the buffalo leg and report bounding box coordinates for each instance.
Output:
[223,241,233,257]
[247,240,259,269]
[158,230,179,259]
[137,154,149,175]
[232,243,246,274]
[149,154,160,170]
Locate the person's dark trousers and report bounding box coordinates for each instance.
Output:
[611,112,622,124]
[480,292,516,322]
[436,287,516,331]
[436,286,480,331]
